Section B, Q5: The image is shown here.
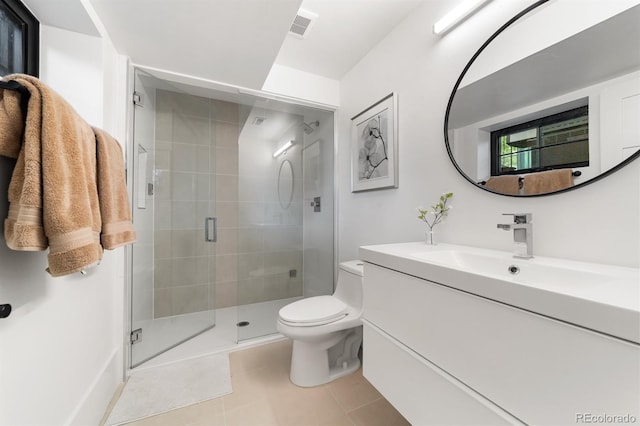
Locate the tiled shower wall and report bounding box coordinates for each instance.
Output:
[236,122,304,306]
[153,90,240,318]
[152,90,304,318]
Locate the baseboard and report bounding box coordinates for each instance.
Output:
[99,381,126,426]
[66,348,123,425]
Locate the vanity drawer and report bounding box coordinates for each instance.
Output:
[363,321,520,425]
[363,263,640,425]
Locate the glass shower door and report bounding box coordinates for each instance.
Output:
[129,69,217,367]
[236,103,334,342]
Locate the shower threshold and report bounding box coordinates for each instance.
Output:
[134,297,300,371]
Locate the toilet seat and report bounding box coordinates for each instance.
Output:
[279,296,348,327]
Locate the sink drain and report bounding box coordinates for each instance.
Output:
[508,265,520,275]
[236,321,250,327]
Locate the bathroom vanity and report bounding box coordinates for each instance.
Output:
[360,242,640,425]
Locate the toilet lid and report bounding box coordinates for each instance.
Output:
[279,296,348,324]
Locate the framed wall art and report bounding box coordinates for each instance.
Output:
[351,93,398,192]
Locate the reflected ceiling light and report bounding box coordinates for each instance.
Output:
[273,140,294,158]
[433,0,492,36]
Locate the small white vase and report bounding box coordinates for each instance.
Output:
[425,229,436,245]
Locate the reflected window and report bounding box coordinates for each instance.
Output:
[0,0,38,77]
[491,106,589,175]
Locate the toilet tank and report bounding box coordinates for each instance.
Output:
[333,260,364,308]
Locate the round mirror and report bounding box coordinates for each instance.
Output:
[445,1,640,196]
[278,159,294,209]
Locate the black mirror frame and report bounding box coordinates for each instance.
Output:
[444,0,640,197]
[1,0,39,77]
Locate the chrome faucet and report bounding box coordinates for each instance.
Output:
[497,213,533,258]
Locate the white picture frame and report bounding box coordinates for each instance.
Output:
[351,93,398,192]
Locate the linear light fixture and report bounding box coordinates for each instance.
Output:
[273,140,294,158]
[433,0,492,35]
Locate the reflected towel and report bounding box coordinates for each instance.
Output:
[0,74,135,276]
[484,175,521,195]
[523,169,574,195]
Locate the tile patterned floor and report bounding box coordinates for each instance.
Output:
[121,339,409,426]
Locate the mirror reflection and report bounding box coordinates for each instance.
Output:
[278,159,294,209]
[446,4,640,196]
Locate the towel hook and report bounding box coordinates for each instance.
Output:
[0,304,12,319]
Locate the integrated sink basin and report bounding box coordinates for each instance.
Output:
[410,249,624,291]
[360,242,640,344]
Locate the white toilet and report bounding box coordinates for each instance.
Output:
[277,260,364,387]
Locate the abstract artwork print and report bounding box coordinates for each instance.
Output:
[351,93,398,192]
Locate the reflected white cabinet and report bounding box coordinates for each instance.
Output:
[362,263,640,425]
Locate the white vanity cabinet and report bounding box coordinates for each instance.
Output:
[362,262,640,425]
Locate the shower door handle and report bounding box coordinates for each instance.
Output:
[205,217,217,243]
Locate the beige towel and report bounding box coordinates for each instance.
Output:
[0,74,135,276]
[0,85,25,158]
[484,175,521,195]
[523,169,574,195]
[94,127,136,249]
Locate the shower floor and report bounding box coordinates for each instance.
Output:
[135,297,300,371]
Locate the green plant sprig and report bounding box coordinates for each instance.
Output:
[418,192,453,230]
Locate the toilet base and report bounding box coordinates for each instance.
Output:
[289,327,363,387]
[290,343,361,387]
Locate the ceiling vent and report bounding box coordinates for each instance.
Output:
[251,116,267,126]
[289,9,317,39]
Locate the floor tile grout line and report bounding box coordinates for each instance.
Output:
[221,396,228,426]
[324,377,384,416]
[344,395,386,415]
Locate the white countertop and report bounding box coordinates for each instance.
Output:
[359,242,640,344]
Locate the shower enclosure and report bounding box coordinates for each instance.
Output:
[127,69,335,367]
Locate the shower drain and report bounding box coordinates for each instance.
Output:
[236,321,250,327]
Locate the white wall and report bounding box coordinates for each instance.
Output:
[263,63,340,107]
[338,0,640,268]
[0,25,128,425]
[462,0,640,88]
